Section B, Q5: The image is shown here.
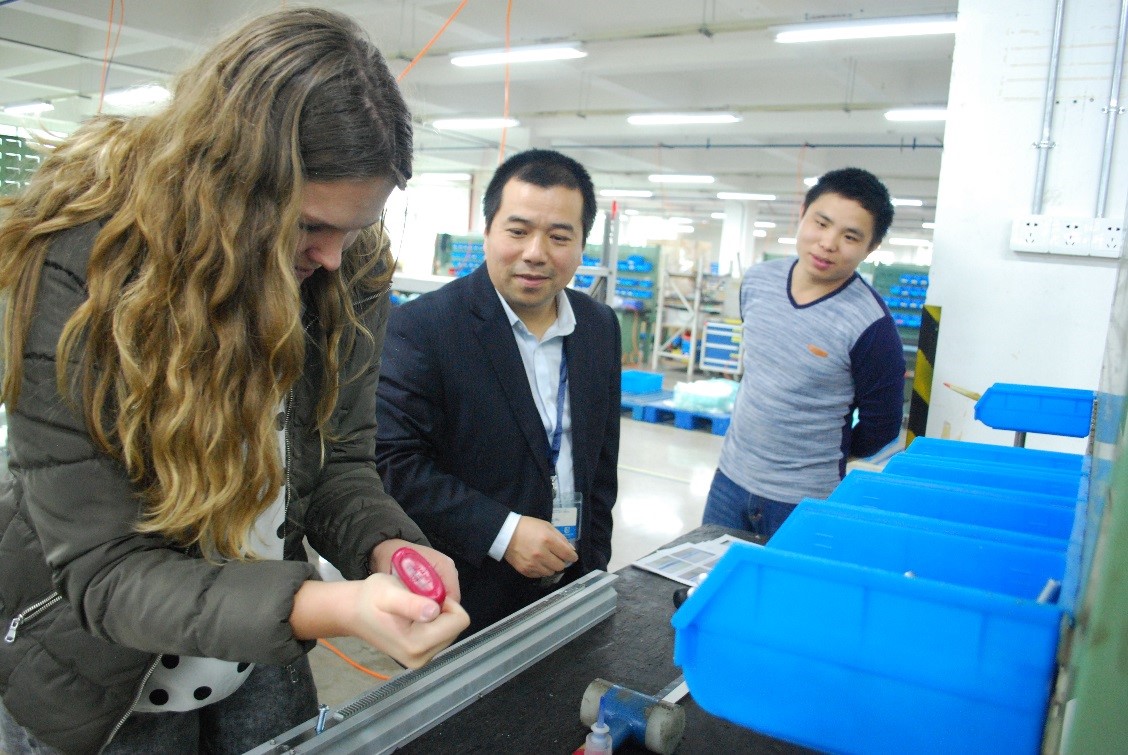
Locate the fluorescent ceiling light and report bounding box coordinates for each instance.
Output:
[755,221,777,228]
[773,14,957,44]
[627,113,741,126]
[431,117,519,130]
[717,191,776,201]
[673,224,695,234]
[892,197,924,207]
[599,189,654,198]
[103,84,171,108]
[623,209,640,215]
[753,229,768,238]
[803,176,819,187]
[885,108,948,122]
[668,216,693,224]
[711,212,726,220]
[889,237,933,246]
[3,101,54,116]
[922,221,937,229]
[649,174,715,184]
[778,237,797,245]
[451,43,586,67]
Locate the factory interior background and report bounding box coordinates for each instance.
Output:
[2,0,1128,752]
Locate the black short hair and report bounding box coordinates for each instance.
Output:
[804,167,894,247]
[482,149,597,240]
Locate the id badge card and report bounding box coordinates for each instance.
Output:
[552,490,582,545]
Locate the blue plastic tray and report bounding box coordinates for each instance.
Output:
[673,540,1062,754]
[974,383,1094,437]
[768,501,1066,599]
[831,470,1077,540]
[620,369,663,395]
[904,437,1086,474]
[882,454,1085,499]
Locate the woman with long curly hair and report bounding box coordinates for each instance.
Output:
[0,8,468,753]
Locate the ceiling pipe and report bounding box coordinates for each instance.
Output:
[1095,0,1128,218]
[0,36,171,78]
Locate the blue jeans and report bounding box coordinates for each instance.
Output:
[0,658,318,754]
[702,469,797,540]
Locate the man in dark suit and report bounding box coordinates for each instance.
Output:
[375,149,620,636]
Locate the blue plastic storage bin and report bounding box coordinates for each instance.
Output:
[882,453,1085,499]
[672,540,1062,755]
[904,437,1086,474]
[620,369,663,395]
[831,471,1077,540]
[974,383,1094,437]
[768,501,1066,598]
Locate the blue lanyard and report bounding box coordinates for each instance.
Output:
[548,348,569,470]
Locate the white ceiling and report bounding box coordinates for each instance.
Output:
[0,0,958,236]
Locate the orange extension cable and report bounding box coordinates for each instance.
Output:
[497,0,513,163]
[317,639,392,681]
[97,0,125,113]
[397,0,470,82]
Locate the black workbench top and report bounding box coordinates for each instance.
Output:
[397,525,816,754]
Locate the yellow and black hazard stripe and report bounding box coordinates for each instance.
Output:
[906,305,940,444]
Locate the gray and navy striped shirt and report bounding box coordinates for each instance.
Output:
[717,258,905,503]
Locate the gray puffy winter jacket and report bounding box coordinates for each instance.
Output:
[0,222,428,753]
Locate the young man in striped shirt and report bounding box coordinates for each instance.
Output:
[704,167,905,539]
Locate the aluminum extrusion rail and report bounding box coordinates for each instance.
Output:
[246,570,619,754]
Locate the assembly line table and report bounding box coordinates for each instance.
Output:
[396,524,814,754]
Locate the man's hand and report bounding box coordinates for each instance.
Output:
[503,516,577,578]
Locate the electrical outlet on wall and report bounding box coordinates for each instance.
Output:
[1010,215,1051,253]
[1090,220,1125,258]
[1050,217,1092,255]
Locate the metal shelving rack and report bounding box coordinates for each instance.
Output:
[649,265,726,380]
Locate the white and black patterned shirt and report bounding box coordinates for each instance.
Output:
[135,412,287,712]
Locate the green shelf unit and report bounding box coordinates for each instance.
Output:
[1,134,42,197]
[613,245,660,367]
[573,244,659,366]
[866,262,930,418]
[868,263,930,353]
[433,233,485,277]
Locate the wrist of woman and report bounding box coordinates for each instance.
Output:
[290,579,362,640]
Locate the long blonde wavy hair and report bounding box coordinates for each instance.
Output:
[0,8,412,559]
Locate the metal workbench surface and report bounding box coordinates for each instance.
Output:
[395,524,814,755]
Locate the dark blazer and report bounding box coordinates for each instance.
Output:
[375,264,620,634]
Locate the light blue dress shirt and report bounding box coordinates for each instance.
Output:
[487,289,577,561]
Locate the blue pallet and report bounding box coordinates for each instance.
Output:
[632,398,731,435]
[620,390,671,419]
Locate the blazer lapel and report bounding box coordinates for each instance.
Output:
[466,267,554,481]
[562,291,593,493]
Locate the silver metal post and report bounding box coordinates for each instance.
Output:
[1032,0,1068,214]
[1096,0,1128,217]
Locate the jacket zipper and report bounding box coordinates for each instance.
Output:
[100,654,161,754]
[283,386,293,542]
[5,592,63,643]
